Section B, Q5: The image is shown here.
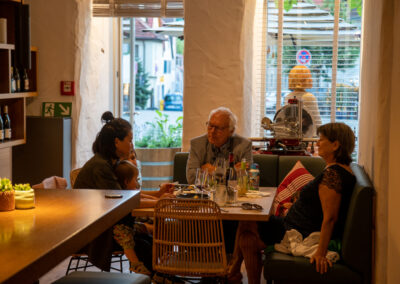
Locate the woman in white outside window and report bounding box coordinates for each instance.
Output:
[284,65,322,138]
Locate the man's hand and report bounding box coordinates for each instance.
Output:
[159,183,175,197]
[201,163,216,174]
[160,193,175,199]
[234,162,249,170]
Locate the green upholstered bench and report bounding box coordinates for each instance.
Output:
[172,152,325,187]
[172,153,373,283]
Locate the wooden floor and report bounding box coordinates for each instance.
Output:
[39,256,267,284]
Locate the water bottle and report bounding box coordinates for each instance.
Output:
[249,163,260,191]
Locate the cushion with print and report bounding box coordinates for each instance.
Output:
[271,161,314,216]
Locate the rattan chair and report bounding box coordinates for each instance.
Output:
[153,198,228,281]
[70,168,81,188]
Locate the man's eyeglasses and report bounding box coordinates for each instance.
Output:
[206,122,229,132]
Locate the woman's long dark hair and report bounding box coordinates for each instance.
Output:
[317,122,355,165]
[92,111,132,161]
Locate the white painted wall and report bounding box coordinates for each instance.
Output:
[27,0,76,115]
[27,0,114,168]
[182,0,255,151]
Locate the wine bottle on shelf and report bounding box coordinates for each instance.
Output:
[0,108,4,142]
[3,105,11,140]
[21,69,29,91]
[14,68,21,92]
[10,67,16,93]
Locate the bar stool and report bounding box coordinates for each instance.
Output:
[53,271,151,284]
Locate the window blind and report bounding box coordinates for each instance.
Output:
[262,0,361,129]
[93,0,184,18]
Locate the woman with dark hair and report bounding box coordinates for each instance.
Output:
[74,111,133,189]
[228,122,356,284]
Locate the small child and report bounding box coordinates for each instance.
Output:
[113,160,174,275]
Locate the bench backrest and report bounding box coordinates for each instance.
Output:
[173,152,189,184]
[173,153,326,187]
[341,163,374,283]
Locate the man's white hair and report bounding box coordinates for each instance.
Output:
[208,107,237,132]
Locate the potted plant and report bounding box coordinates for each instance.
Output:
[0,178,15,211]
[14,183,35,209]
[135,110,182,190]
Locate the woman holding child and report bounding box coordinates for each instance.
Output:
[228,122,356,284]
[74,111,173,275]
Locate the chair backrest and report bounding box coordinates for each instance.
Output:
[173,152,189,184]
[32,176,68,189]
[341,163,374,284]
[153,198,228,277]
[70,168,81,188]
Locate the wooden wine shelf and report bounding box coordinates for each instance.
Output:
[0,139,25,149]
[0,43,14,50]
[0,44,37,51]
[0,92,38,99]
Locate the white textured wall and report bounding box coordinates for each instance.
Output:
[358,0,400,282]
[27,0,76,114]
[27,0,114,168]
[182,0,255,151]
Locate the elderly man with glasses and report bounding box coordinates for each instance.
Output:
[186,107,253,185]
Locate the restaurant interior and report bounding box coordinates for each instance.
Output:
[0,0,399,283]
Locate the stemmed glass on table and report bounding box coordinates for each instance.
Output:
[195,168,217,200]
[213,157,227,205]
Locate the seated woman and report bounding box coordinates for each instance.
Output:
[73,111,173,272]
[74,111,132,190]
[228,122,356,284]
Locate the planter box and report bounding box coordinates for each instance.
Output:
[0,191,15,211]
[136,147,181,190]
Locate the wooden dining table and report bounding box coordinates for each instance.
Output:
[132,187,276,221]
[0,188,140,284]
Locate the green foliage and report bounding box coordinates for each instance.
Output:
[135,110,182,148]
[274,0,298,12]
[0,178,13,192]
[176,38,184,55]
[135,60,153,110]
[305,0,362,20]
[14,183,32,191]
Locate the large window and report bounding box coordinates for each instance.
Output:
[120,17,184,148]
[260,0,362,152]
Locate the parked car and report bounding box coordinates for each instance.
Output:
[164,93,183,111]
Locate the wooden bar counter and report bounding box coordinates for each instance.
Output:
[0,188,140,284]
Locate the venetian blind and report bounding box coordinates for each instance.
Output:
[93,0,184,17]
[252,0,268,137]
[261,0,361,133]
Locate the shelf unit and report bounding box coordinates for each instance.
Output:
[0,0,38,150]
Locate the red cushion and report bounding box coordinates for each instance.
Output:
[272,161,314,216]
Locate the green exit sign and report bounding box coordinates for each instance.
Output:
[42,102,72,117]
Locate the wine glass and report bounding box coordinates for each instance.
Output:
[213,157,227,185]
[195,168,207,191]
[203,171,216,199]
